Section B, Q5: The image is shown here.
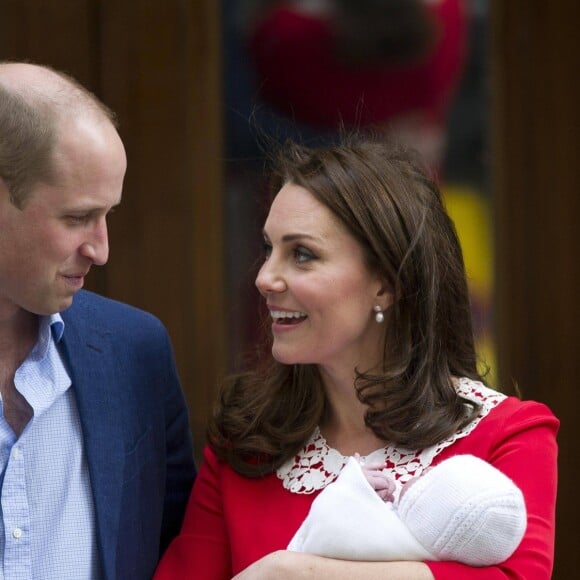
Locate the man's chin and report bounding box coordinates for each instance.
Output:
[57,293,77,312]
[31,294,76,316]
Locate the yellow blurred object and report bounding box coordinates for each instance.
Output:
[443,184,497,387]
[443,184,493,294]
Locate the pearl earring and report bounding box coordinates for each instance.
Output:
[373,305,384,323]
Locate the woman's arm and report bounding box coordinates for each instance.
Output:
[233,551,433,580]
[426,400,559,579]
[154,446,231,580]
[235,400,558,580]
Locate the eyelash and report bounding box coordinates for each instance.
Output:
[66,215,91,225]
[293,246,316,263]
[262,242,272,258]
[261,242,317,264]
[65,209,116,226]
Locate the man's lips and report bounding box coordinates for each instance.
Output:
[62,267,90,278]
[61,271,89,288]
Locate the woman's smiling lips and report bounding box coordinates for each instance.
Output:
[267,307,308,330]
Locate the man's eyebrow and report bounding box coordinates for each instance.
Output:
[65,203,120,214]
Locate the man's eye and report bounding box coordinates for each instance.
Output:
[66,215,90,225]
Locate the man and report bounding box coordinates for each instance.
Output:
[0,62,196,579]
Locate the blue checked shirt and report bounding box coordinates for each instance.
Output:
[0,314,100,579]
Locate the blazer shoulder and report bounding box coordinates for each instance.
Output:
[63,290,166,334]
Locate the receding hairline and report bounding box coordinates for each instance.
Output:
[0,61,116,126]
[0,62,119,206]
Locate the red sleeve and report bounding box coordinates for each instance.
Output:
[426,400,559,579]
[154,446,231,580]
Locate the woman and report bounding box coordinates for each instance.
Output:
[155,136,558,579]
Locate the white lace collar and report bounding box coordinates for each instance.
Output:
[277,378,506,494]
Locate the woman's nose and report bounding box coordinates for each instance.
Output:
[255,259,287,295]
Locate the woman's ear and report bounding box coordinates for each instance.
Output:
[375,282,395,311]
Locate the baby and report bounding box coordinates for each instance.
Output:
[288,454,527,566]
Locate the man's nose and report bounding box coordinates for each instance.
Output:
[80,218,109,265]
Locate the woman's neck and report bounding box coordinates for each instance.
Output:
[318,365,386,456]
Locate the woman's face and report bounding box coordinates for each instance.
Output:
[256,182,390,374]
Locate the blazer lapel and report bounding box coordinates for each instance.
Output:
[60,312,125,580]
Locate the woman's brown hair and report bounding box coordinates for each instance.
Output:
[209,135,482,477]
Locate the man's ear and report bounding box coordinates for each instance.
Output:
[0,176,11,207]
[0,177,25,210]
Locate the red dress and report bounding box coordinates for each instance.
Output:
[155,380,559,579]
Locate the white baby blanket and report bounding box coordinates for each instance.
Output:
[287,456,434,561]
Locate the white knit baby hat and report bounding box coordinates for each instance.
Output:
[397,454,527,566]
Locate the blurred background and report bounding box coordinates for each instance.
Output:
[1,1,578,576]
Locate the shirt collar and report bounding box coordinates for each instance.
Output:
[46,312,65,343]
[31,313,65,362]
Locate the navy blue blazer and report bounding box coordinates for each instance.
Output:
[60,290,196,579]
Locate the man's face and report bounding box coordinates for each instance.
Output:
[0,116,127,316]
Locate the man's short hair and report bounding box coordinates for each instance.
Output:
[0,62,116,208]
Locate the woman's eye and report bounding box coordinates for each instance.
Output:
[262,242,272,259]
[294,246,316,263]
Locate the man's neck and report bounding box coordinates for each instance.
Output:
[0,308,39,435]
[0,307,39,372]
